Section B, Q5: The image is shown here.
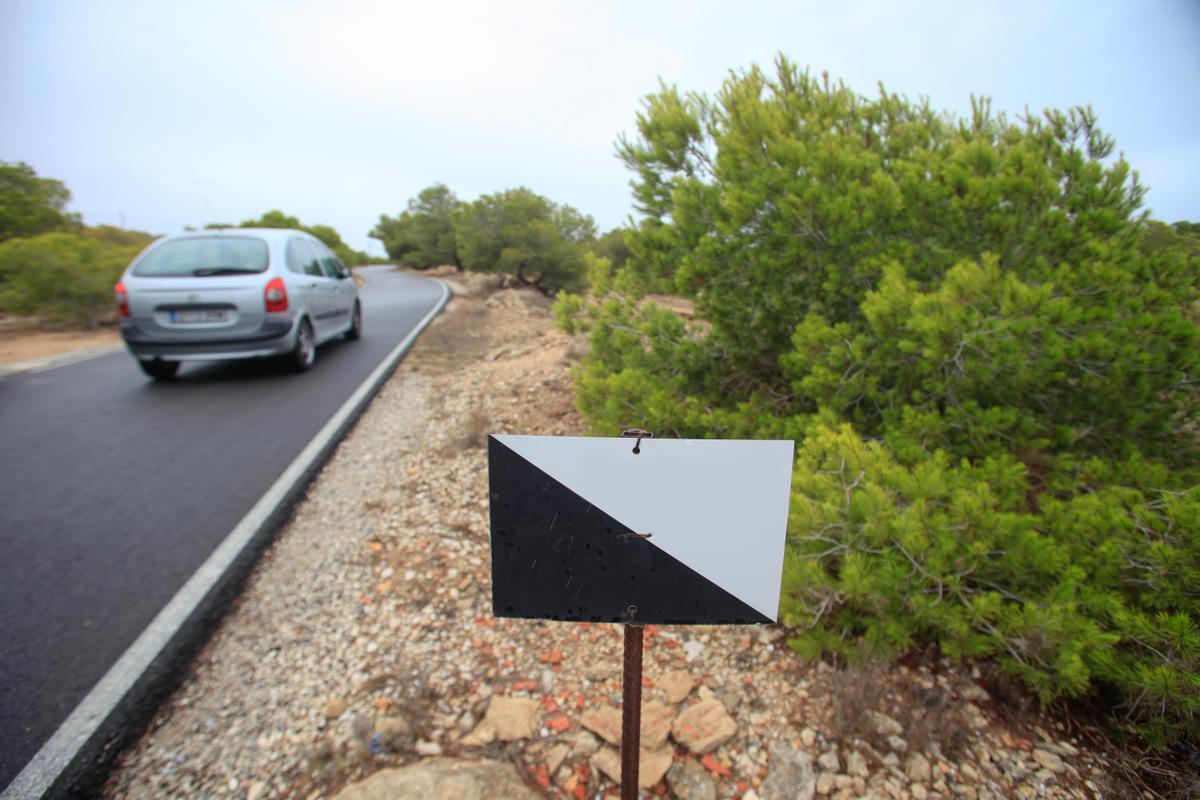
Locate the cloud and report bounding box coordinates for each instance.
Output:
[268,0,683,152]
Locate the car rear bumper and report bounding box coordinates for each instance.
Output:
[120,318,297,361]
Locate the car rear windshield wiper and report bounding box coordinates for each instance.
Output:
[191,267,262,276]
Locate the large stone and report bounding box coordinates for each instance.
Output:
[657,670,695,704]
[580,706,622,746]
[961,702,988,730]
[641,701,676,750]
[333,758,540,800]
[762,743,816,800]
[817,750,840,772]
[868,711,904,737]
[671,697,738,754]
[905,752,931,783]
[591,745,674,789]
[1032,748,1065,773]
[581,701,675,749]
[463,696,540,744]
[667,757,719,800]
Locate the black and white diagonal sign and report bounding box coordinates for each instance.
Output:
[487,435,794,625]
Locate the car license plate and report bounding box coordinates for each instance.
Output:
[171,309,228,323]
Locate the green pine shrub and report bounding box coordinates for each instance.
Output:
[0,231,145,327]
[557,57,1199,747]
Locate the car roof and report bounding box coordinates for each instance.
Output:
[163,228,313,243]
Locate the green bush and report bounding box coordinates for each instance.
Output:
[558,57,1199,747]
[371,183,462,269]
[455,187,596,293]
[0,232,142,327]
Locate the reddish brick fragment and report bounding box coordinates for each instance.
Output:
[700,754,731,776]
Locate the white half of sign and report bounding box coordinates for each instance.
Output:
[492,435,795,622]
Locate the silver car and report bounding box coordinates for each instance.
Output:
[115,228,362,379]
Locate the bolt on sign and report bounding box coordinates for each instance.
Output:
[487,435,795,625]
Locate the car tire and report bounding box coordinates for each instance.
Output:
[290,318,316,372]
[139,359,180,380]
[345,302,362,341]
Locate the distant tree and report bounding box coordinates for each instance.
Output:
[592,228,631,270]
[240,209,302,230]
[455,188,595,292]
[370,183,462,269]
[238,210,363,267]
[0,161,81,242]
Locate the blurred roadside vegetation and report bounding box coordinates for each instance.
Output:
[556,58,1199,758]
[0,162,372,328]
[0,161,155,327]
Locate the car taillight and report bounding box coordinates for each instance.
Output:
[264,277,288,312]
[114,282,129,317]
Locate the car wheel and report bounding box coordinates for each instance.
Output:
[345,302,362,341]
[139,359,180,380]
[290,319,316,372]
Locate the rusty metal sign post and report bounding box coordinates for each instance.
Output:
[617,429,651,800]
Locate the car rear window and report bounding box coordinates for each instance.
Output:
[132,236,270,277]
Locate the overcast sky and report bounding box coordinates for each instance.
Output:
[2,0,1197,254]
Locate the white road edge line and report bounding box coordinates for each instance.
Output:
[2,278,451,800]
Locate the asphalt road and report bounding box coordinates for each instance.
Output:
[0,268,444,790]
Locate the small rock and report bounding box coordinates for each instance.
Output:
[1036,768,1059,786]
[374,715,414,751]
[845,751,868,778]
[815,771,835,796]
[580,706,622,746]
[682,640,705,662]
[905,753,931,783]
[1032,748,1065,773]
[667,757,719,800]
[465,696,540,743]
[910,783,928,800]
[306,738,334,765]
[762,743,815,800]
[332,758,540,799]
[868,711,904,737]
[800,727,817,747]
[657,670,695,704]
[886,735,907,754]
[959,683,990,702]
[591,746,673,789]
[671,697,738,754]
[414,739,442,756]
[322,697,348,719]
[584,663,614,682]
[564,729,601,758]
[961,702,988,730]
[817,751,840,772]
[545,743,570,774]
[246,781,267,800]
